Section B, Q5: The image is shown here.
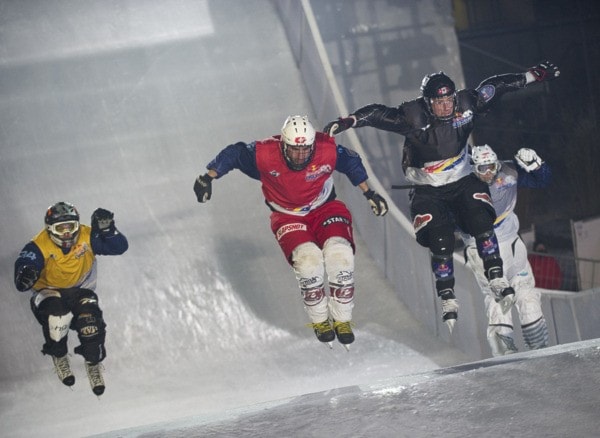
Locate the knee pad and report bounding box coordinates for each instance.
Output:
[292,242,325,291]
[48,313,74,343]
[73,310,107,363]
[72,290,107,363]
[323,237,354,288]
[32,295,69,324]
[428,224,455,255]
[322,238,355,321]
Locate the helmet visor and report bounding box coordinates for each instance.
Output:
[475,163,498,174]
[49,220,79,237]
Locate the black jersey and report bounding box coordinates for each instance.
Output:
[351,73,526,186]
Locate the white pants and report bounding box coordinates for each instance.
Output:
[292,237,355,324]
[466,236,548,355]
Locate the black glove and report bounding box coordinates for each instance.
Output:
[194,173,213,203]
[527,61,560,82]
[15,265,39,292]
[323,117,355,136]
[91,208,115,235]
[364,190,388,217]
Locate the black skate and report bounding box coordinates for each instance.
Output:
[333,320,355,347]
[311,320,335,343]
[52,355,75,387]
[85,362,105,396]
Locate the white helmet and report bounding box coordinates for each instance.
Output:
[281,115,316,170]
[471,144,501,183]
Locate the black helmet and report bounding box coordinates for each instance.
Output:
[421,72,457,120]
[45,201,80,249]
[421,72,456,98]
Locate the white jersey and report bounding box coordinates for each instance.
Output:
[463,161,519,245]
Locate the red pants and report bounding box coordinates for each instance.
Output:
[270,200,355,263]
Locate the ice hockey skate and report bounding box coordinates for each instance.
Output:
[52,354,75,387]
[311,320,336,346]
[85,361,105,396]
[333,320,354,350]
[439,289,459,333]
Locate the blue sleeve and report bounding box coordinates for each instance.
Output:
[206,142,260,180]
[335,145,369,186]
[91,229,129,255]
[14,241,45,282]
[516,162,552,188]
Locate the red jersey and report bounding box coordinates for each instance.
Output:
[255,133,337,216]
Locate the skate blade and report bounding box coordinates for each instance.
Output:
[445,318,456,333]
[342,343,351,352]
[325,341,334,349]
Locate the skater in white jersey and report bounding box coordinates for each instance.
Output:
[464,145,551,356]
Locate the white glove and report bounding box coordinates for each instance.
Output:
[514,148,543,172]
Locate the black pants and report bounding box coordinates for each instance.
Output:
[410,175,501,294]
[31,287,107,364]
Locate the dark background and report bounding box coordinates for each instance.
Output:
[455,0,600,248]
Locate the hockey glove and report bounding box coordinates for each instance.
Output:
[194,173,213,203]
[364,190,388,217]
[92,208,115,235]
[323,117,355,137]
[527,61,560,83]
[15,265,39,292]
[514,148,543,172]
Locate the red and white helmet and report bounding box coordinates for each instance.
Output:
[280,115,316,170]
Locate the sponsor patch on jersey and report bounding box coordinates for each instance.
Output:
[473,192,493,207]
[413,213,433,233]
[322,216,350,227]
[495,174,517,189]
[305,164,332,182]
[478,84,496,102]
[269,170,280,177]
[452,109,473,128]
[73,242,90,259]
[276,223,307,240]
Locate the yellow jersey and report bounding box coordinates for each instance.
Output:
[32,225,98,291]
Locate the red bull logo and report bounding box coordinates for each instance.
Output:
[413,213,433,233]
[473,192,493,207]
[437,86,451,96]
